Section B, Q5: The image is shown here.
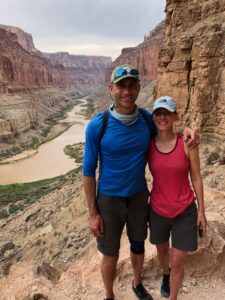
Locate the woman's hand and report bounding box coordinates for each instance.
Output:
[197,211,207,237]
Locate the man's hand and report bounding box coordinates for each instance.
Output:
[89,214,104,237]
[183,127,200,148]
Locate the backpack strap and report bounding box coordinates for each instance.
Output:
[100,109,109,141]
[138,108,156,136]
[100,108,156,142]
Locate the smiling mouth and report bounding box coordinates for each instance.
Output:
[122,97,134,102]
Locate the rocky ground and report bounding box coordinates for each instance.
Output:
[0,138,224,299]
[0,184,224,300]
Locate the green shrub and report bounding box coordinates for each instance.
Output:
[25,198,37,205]
[9,203,24,214]
[0,209,9,219]
[64,143,84,163]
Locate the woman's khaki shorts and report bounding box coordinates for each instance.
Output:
[96,190,149,256]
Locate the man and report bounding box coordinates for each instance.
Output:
[82,64,197,300]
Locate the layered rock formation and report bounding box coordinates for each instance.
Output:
[0,27,70,92]
[111,22,164,81]
[43,52,112,85]
[155,0,225,138]
[0,88,81,145]
[0,25,111,92]
[0,113,12,142]
[0,25,111,143]
[0,99,36,143]
[0,24,39,53]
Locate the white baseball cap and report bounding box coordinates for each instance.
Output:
[152,96,177,113]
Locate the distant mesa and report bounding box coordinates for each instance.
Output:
[42,51,112,85]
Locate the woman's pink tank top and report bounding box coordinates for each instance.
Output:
[148,134,195,218]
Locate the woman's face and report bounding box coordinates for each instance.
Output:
[153,108,177,131]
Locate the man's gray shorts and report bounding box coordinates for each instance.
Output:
[149,202,198,252]
[96,190,149,256]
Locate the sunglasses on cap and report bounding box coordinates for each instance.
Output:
[114,67,139,79]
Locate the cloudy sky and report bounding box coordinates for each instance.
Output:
[0,0,166,60]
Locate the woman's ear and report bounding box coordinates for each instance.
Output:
[175,112,179,120]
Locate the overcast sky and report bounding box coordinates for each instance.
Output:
[0,0,166,60]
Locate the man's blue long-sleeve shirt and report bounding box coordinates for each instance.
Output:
[82,110,156,197]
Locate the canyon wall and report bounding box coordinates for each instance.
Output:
[111,22,164,81]
[0,25,111,143]
[0,26,71,143]
[43,52,111,85]
[155,0,225,137]
[0,27,70,92]
[0,24,39,53]
[0,25,112,92]
[0,89,76,144]
[0,100,36,143]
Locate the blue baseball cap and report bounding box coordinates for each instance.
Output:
[152,96,177,113]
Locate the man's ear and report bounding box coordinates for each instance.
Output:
[108,83,113,92]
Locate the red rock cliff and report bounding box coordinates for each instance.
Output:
[111,22,164,81]
[0,27,70,92]
[42,52,112,85]
[155,0,225,137]
[0,24,39,53]
[0,26,111,93]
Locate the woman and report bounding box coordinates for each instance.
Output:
[148,96,207,300]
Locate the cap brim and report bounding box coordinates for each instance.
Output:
[112,74,140,84]
[153,104,175,113]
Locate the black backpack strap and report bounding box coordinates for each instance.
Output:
[139,108,156,136]
[100,109,109,141]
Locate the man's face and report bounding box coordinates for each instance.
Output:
[109,78,140,113]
